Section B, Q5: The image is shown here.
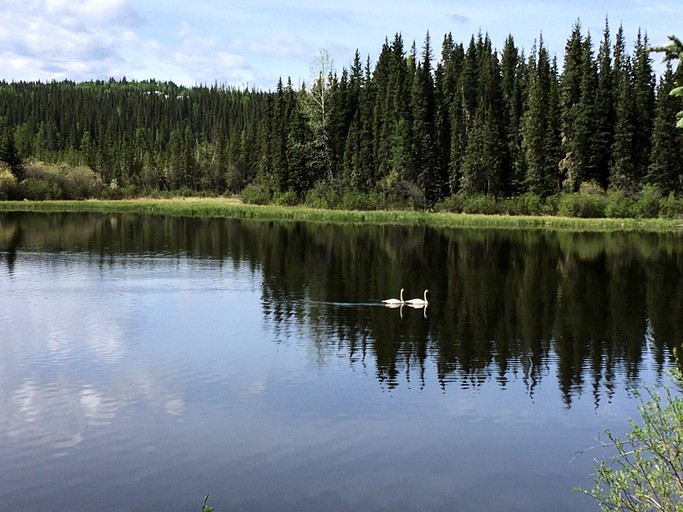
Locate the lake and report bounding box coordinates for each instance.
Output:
[0,212,682,511]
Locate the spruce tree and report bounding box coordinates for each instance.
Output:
[522,37,555,196]
[545,57,563,193]
[271,78,290,193]
[500,35,525,195]
[0,127,23,179]
[610,26,638,193]
[559,22,598,191]
[410,32,439,206]
[632,30,656,181]
[437,35,465,194]
[593,19,615,189]
[433,35,453,197]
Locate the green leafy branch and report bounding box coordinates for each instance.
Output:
[651,35,683,128]
[577,360,683,510]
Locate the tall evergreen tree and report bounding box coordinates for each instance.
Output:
[632,30,656,181]
[500,35,526,194]
[593,19,615,188]
[460,33,504,196]
[522,37,557,196]
[559,22,598,190]
[0,127,23,179]
[610,26,638,193]
[410,32,440,206]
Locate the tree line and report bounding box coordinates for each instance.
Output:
[0,19,682,210]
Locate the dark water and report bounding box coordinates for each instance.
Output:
[1,212,682,512]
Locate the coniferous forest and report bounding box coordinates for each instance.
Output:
[1,20,682,216]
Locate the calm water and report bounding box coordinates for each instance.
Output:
[1,212,682,512]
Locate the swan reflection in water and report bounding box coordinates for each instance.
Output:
[384,302,428,319]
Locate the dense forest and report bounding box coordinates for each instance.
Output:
[0,20,682,215]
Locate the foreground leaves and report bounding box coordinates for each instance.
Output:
[580,364,683,511]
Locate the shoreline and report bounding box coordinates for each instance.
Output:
[1,198,683,233]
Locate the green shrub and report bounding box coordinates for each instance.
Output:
[111,184,138,199]
[634,184,661,218]
[304,181,340,209]
[340,190,379,211]
[148,189,174,199]
[659,193,683,219]
[240,182,272,205]
[16,178,62,200]
[605,190,637,218]
[579,361,683,511]
[462,194,500,215]
[0,164,17,200]
[274,189,299,206]
[61,165,102,199]
[380,178,423,210]
[10,162,105,200]
[557,192,607,218]
[434,193,465,213]
[520,193,544,216]
[496,197,517,215]
[541,194,560,216]
[178,186,195,198]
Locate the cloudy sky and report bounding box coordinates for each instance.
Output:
[0,0,680,90]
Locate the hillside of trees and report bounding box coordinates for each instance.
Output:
[0,20,682,216]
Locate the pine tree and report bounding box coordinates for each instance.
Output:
[460,108,502,195]
[0,127,23,179]
[500,35,526,194]
[559,22,598,191]
[433,36,451,197]
[460,33,504,196]
[287,90,315,195]
[593,19,615,188]
[271,78,291,193]
[410,32,439,206]
[523,37,556,196]
[444,42,466,194]
[374,34,412,186]
[632,30,656,181]
[610,26,638,193]
[546,57,563,192]
[436,34,463,195]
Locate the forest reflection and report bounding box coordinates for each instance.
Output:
[1,212,682,405]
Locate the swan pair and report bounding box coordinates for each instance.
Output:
[382,288,429,306]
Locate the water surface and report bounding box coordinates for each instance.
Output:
[0,212,682,511]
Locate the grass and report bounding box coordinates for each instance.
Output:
[1,197,683,232]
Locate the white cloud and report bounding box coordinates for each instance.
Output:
[0,0,146,81]
[232,36,311,60]
[449,14,471,24]
[172,23,253,85]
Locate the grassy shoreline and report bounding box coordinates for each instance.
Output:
[1,198,683,232]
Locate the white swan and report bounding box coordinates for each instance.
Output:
[382,288,405,305]
[406,289,429,306]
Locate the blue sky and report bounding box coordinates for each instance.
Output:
[0,0,680,90]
